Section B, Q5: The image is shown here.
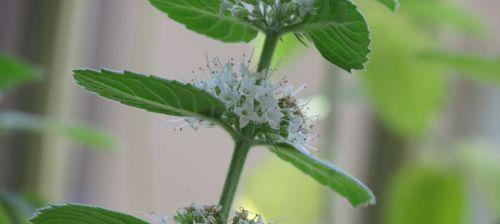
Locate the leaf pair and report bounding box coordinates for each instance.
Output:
[73,69,375,207]
[149,0,395,72]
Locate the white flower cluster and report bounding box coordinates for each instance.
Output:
[188,61,317,153]
[221,0,316,31]
[194,63,283,129]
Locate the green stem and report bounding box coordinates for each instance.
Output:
[218,33,281,223]
[257,33,280,72]
[218,140,252,222]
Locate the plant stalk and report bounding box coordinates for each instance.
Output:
[218,140,252,222]
[257,33,280,72]
[218,33,280,223]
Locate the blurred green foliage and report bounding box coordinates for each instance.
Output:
[0,53,116,151]
[0,112,116,151]
[358,1,446,137]
[402,0,485,35]
[0,190,47,224]
[0,53,117,223]
[240,155,321,224]
[457,143,500,220]
[0,54,40,92]
[418,51,500,84]
[385,166,468,224]
[0,204,9,224]
[385,142,500,223]
[244,0,500,223]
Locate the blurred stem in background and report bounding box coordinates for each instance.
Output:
[319,66,338,224]
[1,2,116,224]
[361,123,408,224]
[0,0,61,193]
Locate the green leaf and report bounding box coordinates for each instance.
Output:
[0,54,40,92]
[149,0,258,43]
[30,204,148,224]
[385,166,468,224]
[418,51,500,85]
[74,69,226,121]
[0,112,117,151]
[376,0,398,11]
[268,143,375,207]
[299,0,370,72]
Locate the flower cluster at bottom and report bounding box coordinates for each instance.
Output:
[158,204,264,224]
[182,60,318,154]
[172,204,222,224]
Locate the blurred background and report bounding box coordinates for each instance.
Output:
[1,0,499,223]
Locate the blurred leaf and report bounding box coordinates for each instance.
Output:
[73,69,226,123]
[30,204,148,224]
[0,204,9,224]
[296,0,370,72]
[21,193,46,210]
[0,189,35,224]
[418,51,500,84]
[241,156,321,224]
[402,0,485,35]
[272,34,304,68]
[457,143,500,219]
[0,112,116,151]
[0,54,40,92]
[385,166,468,224]
[358,2,445,137]
[376,0,398,11]
[148,0,258,43]
[268,143,375,207]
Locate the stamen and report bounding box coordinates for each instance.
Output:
[293,83,307,96]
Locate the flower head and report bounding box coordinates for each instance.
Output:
[221,0,317,32]
[183,58,317,153]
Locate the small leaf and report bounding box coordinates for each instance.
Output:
[73,69,226,122]
[376,0,398,11]
[0,53,40,91]
[268,143,375,207]
[299,0,370,72]
[149,0,258,43]
[30,204,148,224]
[0,112,116,151]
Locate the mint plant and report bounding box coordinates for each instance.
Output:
[30,0,397,223]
